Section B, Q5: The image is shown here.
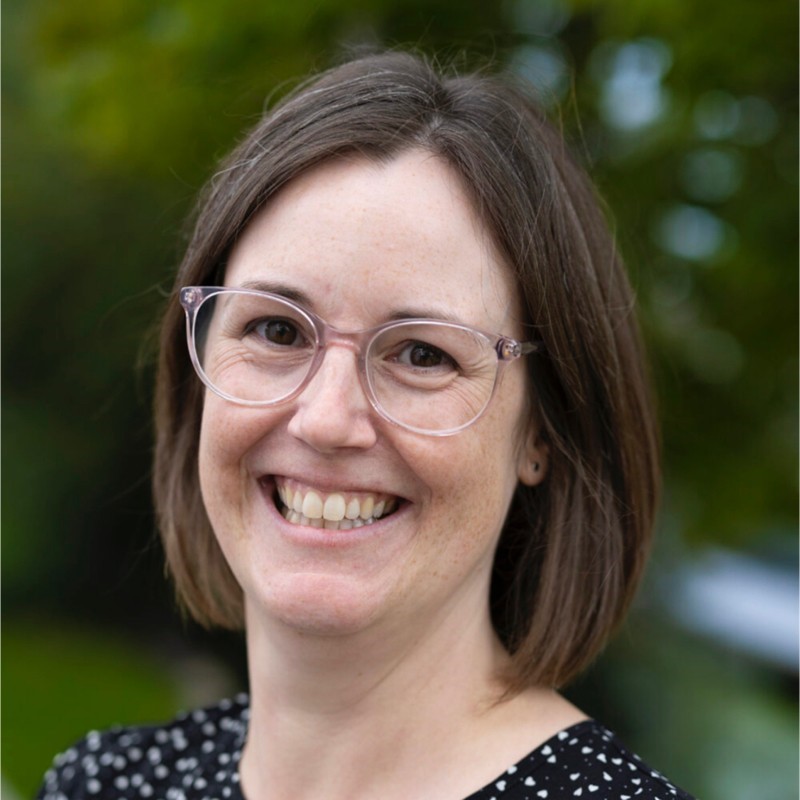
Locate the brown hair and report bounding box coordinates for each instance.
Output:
[154,50,659,689]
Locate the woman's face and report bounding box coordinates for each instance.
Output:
[198,149,546,638]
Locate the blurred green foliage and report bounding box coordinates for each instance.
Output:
[3,620,179,798]
[569,613,798,800]
[3,0,797,798]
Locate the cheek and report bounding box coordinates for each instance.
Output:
[409,427,521,561]
[197,400,264,526]
[199,407,234,490]
[199,395,275,468]
[435,387,529,551]
[198,422,235,541]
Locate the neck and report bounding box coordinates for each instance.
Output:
[239,591,519,800]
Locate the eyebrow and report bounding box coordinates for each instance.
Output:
[235,279,464,325]
[386,308,462,324]
[237,280,314,308]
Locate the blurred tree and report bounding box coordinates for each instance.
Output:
[563,0,797,549]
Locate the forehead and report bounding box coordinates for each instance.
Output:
[225,150,522,333]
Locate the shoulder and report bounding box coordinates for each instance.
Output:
[470,720,696,800]
[36,694,250,800]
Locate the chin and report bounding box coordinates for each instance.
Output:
[251,572,388,637]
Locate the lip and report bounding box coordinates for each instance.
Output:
[257,476,409,547]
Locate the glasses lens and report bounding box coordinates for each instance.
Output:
[367,322,497,432]
[193,290,318,404]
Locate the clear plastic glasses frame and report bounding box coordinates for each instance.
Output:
[180,286,542,436]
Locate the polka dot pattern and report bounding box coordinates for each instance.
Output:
[37,695,248,800]
[37,695,695,799]
[465,721,696,799]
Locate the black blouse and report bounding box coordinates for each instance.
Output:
[37,694,696,799]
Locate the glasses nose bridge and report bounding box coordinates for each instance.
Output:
[306,321,374,396]
[317,320,374,367]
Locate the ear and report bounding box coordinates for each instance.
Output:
[516,426,549,487]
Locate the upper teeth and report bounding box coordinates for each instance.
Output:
[276,480,396,527]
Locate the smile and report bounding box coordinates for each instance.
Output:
[273,478,400,530]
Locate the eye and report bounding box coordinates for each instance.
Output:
[396,341,457,370]
[249,318,306,346]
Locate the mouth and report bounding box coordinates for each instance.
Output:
[270,477,402,531]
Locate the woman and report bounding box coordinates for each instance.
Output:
[39,51,694,799]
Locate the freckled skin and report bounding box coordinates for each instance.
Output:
[198,149,547,641]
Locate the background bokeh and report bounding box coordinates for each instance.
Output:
[3,1,797,798]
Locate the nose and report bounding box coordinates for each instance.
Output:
[286,345,378,452]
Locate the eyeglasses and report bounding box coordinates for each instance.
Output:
[180,286,541,436]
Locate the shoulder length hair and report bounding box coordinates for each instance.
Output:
[153,50,660,690]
